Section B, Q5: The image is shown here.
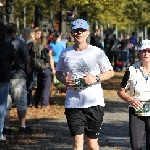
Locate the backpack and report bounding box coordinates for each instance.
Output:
[41,48,50,63]
[32,44,50,70]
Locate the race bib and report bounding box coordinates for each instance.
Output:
[135,102,150,116]
[73,78,88,90]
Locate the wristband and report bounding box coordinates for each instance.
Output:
[96,75,100,82]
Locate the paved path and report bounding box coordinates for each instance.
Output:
[3,98,146,150]
[99,99,130,150]
[44,98,145,150]
[17,99,132,150]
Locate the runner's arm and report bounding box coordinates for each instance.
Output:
[117,69,143,109]
[99,70,114,81]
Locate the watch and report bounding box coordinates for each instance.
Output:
[96,75,100,82]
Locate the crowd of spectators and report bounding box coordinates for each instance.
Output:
[0,20,149,143]
[90,29,143,72]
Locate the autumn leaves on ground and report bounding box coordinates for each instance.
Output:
[10,71,124,120]
[1,71,124,149]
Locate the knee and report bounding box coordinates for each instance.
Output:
[87,139,99,150]
[73,135,84,149]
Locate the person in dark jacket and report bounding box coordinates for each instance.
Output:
[4,23,32,135]
[120,35,130,71]
[90,29,104,50]
[129,32,137,65]
[32,27,55,108]
[0,22,14,140]
[109,34,120,69]
[104,34,111,58]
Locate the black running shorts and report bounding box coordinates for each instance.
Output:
[65,105,104,139]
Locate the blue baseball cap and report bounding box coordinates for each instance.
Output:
[71,19,89,30]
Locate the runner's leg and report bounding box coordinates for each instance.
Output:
[129,107,145,150]
[145,117,150,150]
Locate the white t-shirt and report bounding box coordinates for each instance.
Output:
[56,44,113,108]
[124,61,150,102]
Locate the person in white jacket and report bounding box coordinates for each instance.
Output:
[118,40,150,150]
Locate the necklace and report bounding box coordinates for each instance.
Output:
[144,76,149,81]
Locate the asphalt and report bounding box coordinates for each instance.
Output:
[44,97,146,150]
[2,97,146,150]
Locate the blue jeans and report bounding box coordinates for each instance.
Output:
[0,82,9,136]
[122,50,129,71]
[34,68,51,107]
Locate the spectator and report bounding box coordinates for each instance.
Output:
[4,23,32,134]
[20,27,34,106]
[99,36,104,48]
[31,27,55,108]
[138,37,142,47]
[50,32,66,65]
[56,19,114,150]
[61,33,68,45]
[47,29,55,44]
[109,34,120,70]
[129,32,137,65]
[66,34,74,47]
[104,34,111,58]
[49,32,66,95]
[90,29,104,49]
[0,22,14,140]
[21,27,33,54]
[117,40,150,149]
[120,35,130,71]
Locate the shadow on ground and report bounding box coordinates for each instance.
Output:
[0,118,131,150]
[99,121,130,149]
[0,100,135,150]
[104,99,129,113]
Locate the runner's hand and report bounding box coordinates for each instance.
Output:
[65,72,75,87]
[82,72,96,85]
[129,99,143,110]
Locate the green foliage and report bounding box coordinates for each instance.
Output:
[12,0,150,32]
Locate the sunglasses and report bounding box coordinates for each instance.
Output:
[72,29,87,33]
